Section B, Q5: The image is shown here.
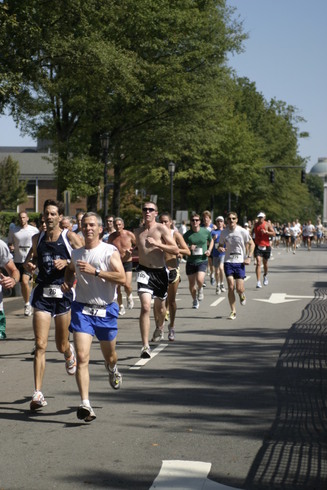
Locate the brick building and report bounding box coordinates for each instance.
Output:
[0,140,87,215]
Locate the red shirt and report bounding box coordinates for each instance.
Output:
[254,221,270,247]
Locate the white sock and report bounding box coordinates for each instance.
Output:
[82,399,90,407]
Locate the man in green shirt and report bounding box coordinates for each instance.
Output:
[184,213,213,309]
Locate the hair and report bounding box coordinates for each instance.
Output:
[143,201,158,212]
[61,216,73,224]
[191,212,200,220]
[159,212,171,221]
[202,210,211,219]
[19,211,29,218]
[82,212,103,227]
[43,199,65,215]
[114,217,124,225]
[106,214,115,220]
[227,211,238,219]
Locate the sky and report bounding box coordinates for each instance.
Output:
[0,0,326,171]
[227,0,327,171]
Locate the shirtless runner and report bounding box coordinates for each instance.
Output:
[134,202,179,358]
[108,217,136,315]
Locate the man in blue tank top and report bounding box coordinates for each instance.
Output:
[24,199,83,411]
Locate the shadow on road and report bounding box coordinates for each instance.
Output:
[244,287,327,490]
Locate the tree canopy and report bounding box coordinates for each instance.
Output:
[0,0,320,222]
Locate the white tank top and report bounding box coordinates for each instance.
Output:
[72,242,118,306]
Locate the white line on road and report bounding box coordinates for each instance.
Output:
[210,297,225,307]
[130,343,168,370]
[149,460,242,489]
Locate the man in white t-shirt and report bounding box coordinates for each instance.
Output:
[218,211,254,320]
[8,211,39,316]
[0,240,20,339]
[62,212,126,422]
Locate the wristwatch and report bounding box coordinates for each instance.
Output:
[95,268,101,277]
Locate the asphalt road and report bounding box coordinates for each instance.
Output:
[0,244,326,490]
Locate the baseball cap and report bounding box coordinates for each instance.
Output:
[257,212,265,218]
[244,222,249,227]
[215,216,224,221]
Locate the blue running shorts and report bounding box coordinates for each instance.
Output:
[224,262,246,280]
[69,301,119,341]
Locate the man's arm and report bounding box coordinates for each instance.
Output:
[75,251,126,286]
[61,261,76,293]
[23,233,39,274]
[146,225,179,255]
[0,260,20,289]
[67,231,84,249]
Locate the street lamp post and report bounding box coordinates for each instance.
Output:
[168,161,175,219]
[100,133,110,221]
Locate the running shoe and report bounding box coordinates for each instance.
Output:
[24,304,32,316]
[30,390,47,411]
[220,284,226,293]
[228,311,236,320]
[210,275,215,286]
[65,343,77,375]
[0,331,6,340]
[198,287,204,301]
[216,285,221,295]
[263,275,269,286]
[151,327,164,342]
[192,298,199,309]
[107,366,122,390]
[77,403,96,422]
[127,294,134,309]
[256,281,262,288]
[168,326,175,341]
[119,304,126,316]
[140,345,151,359]
[239,293,246,306]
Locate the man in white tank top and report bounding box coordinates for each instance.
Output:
[62,212,126,422]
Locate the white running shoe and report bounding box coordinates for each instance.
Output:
[24,304,32,316]
[77,403,96,422]
[198,287,204,301]
[239,293,246,306]
[127,294,134,309]
[151,328,164,342]
[119,304,126,315]
[168,325,175,341]
[192,298,199,309]
[30,390,47,411]
[65,343,77,375]
[256,281,262,288]
[263,275,268,286]
[140,346,151,359]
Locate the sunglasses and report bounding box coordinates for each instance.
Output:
[227,217,237,221]
[191,218,200,222]
[143,207,155,213]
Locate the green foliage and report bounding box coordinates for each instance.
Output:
[0,1,321,224]
[0,156,27,211]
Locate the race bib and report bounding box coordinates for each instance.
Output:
[43,285,63,298]
[137,270,150,285]
[258,245,266,251]
[192,247,203,256]
[229,253,240,263]
[215,243,220,249]
[82,305,106,317]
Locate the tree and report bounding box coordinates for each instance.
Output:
[0,156,27,210]
[1,0,245,214]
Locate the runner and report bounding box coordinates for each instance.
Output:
[218,211,254,320]
[62,212,125,422]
